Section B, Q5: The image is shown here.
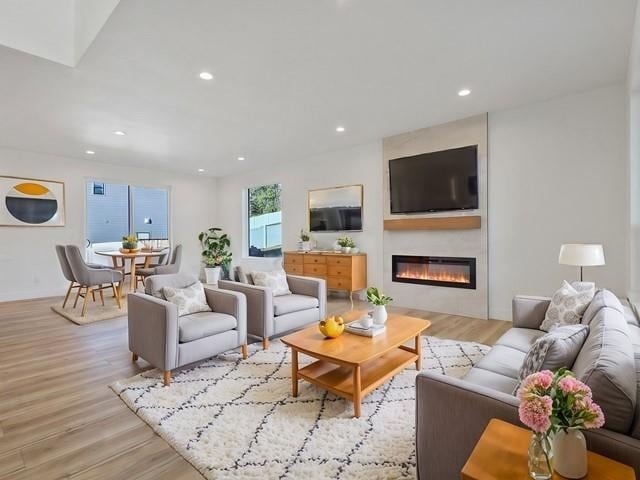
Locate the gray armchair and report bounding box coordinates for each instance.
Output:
[64,245,124,316]
[218,273,326,349]
[128,273,247,386]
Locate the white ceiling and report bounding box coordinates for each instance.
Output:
[0,0,636,177]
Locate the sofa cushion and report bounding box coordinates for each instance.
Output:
[629,321,640,440]
[463,366,519,395]
[540,281,594,331]
[495,328,545,353]
[273,294,319,316]
[572,305,637,434]
[178,312,237,343]
[162,282,212,317]
[473,344,526,380]
[582,289,624,325]
[517,324,589,386]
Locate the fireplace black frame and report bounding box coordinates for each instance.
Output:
[391,255,477,289]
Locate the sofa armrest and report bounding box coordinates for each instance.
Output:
[205,288,247,344]
[583,428,640,478]
[127,293,179,370]
[287,275,327,319]
[512,295,551,329]
[415,371,520,480]
[218,280,274,339]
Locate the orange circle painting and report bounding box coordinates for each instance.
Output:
[5,182,59,224]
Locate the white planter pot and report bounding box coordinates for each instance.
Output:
[342,246,351,254]
[372,305,388,325]
[553,430,587,479]
[301,241,311,251]
[204,266,222,285]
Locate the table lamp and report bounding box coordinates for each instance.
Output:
[558,244,605,281]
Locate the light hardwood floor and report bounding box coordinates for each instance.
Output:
[0,294,510,479]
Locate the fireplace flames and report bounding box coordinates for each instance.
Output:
[396,263,470,284]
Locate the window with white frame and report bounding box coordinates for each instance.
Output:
[248,183,282,257]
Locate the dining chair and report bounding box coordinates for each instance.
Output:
[65,245,124,316]
[135,244,182,287]
[55,245,81,308]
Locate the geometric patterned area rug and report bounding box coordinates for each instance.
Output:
[111,336,488,480]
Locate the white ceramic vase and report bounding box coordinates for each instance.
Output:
[553,430,587,479]
[342,246,351,254]
[372,305,388,325]
[301,241,311,251]
[204,266,222,285]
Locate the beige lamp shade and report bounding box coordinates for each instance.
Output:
[558,244,605,266]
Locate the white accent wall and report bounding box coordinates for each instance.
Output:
[488,84,628,319]
[0,147,217,301]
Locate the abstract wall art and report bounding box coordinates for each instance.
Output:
[1,176,65,226]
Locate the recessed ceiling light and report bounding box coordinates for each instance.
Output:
[336,126,345,133]
[458,88,471,97]
[112,130,126,136]
[237,156,245,161]
[199,72,214,80]
[85,150,95,155]
[197,168,205,172]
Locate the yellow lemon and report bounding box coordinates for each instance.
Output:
[319,316,344,338]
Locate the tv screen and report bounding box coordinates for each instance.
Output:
[389,145,478,214]
[309,184,363,232]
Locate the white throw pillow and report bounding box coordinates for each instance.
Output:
[540,280,595,332]
[251,269,291,296]
[162,282,212,317]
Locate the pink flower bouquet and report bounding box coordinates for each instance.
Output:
[516,368,605,435]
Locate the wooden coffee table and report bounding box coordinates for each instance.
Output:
[281,310,431,417]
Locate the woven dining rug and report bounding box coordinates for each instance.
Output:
[111,336,489,480]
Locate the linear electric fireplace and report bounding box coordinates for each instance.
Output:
[392,255,476,289]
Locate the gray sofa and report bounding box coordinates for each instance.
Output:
[218,272,326,349]
[128,273,247,386]
[416,290,640,479]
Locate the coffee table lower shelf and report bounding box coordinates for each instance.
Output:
[295,347,418,416]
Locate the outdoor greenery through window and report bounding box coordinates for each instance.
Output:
[248,183,282,257]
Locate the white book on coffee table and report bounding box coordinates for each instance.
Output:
[346,321,386,337]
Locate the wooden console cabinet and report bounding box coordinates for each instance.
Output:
[283,251,367,301]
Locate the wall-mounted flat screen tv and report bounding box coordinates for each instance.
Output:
[389,145,478,214]
[309,184,363,232]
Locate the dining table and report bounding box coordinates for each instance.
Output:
[95,250,164,293]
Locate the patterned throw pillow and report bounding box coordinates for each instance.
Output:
[162,282,212,317]
[251,269,291,296]
[515,324,589,394]
[540,280,595,332]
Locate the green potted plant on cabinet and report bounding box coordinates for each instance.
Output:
[299,229,311,251]
[198,227,232,284]
[337,235,356,253]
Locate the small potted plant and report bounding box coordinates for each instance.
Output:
[299,229,311,251]
[198,227,232,285]
[366,286,393,325]
[337,235,356,254]
[121,235,139,253]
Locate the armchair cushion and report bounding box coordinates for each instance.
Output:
[273,294,319,316]
[178,312,237,343]
[162,282,212,317]
[145,273,198,299]
[251,269,291,296]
